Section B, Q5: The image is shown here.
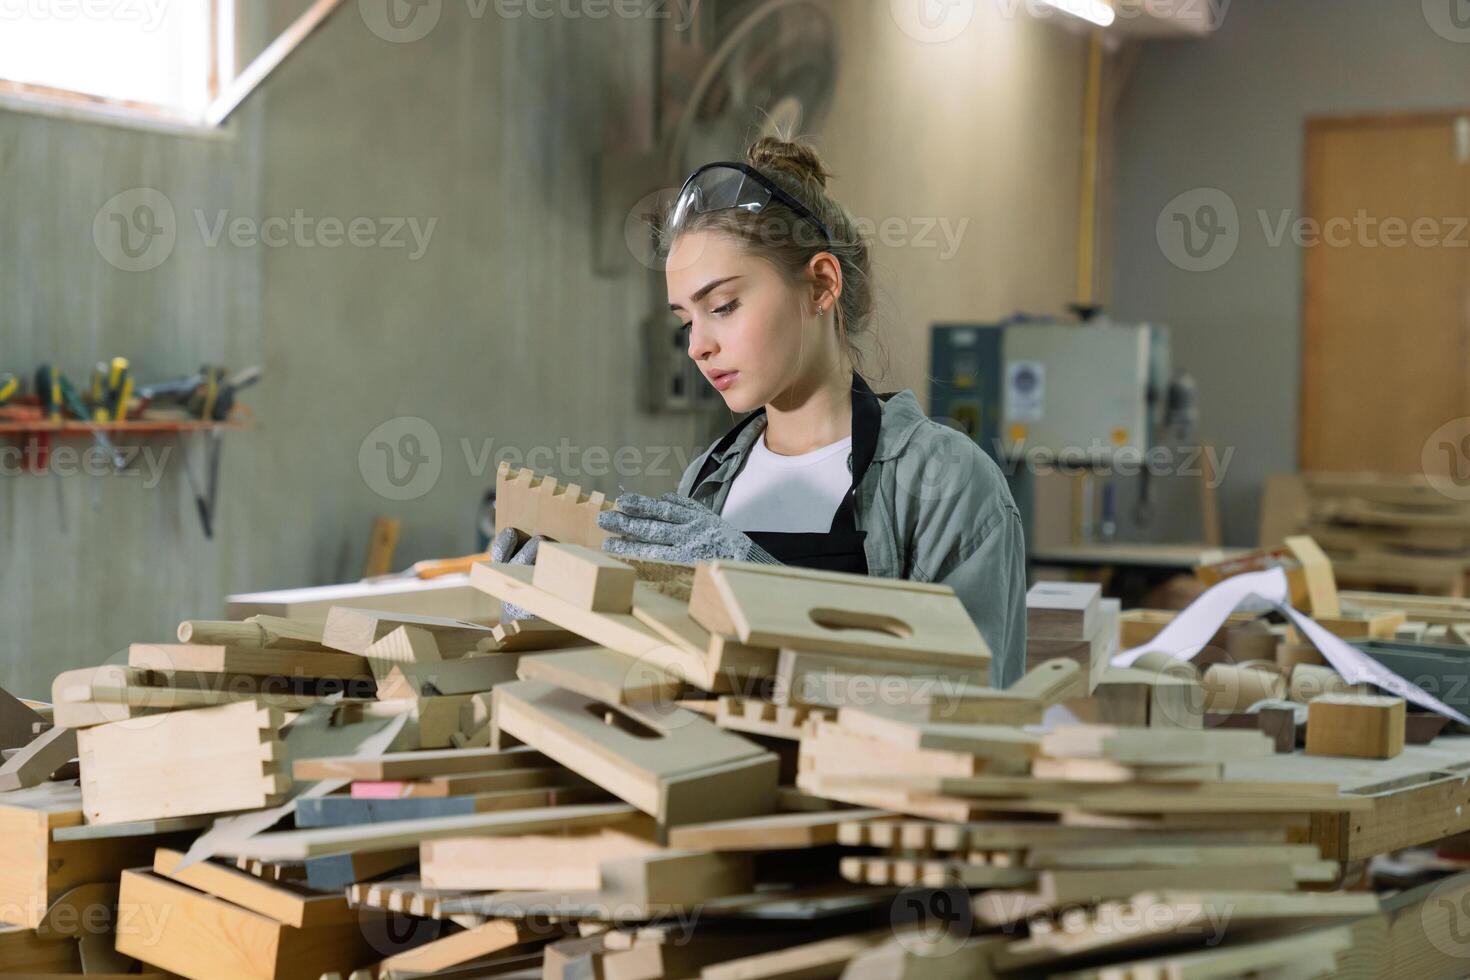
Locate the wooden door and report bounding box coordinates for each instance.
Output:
[1301,112,1470,474]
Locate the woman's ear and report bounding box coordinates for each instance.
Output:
[807,251,843,313]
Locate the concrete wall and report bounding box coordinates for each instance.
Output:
[821,2,1087,394]
[1109,0,1470,545]
[0,2,1089,698]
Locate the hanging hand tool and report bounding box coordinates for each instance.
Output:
[56,374,126,470]
[0,373,18,407]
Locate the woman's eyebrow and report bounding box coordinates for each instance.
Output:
[669,275,741,311]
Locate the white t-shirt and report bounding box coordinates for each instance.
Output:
[720,432,855,533]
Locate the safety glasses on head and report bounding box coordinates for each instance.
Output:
[670,162,833,245]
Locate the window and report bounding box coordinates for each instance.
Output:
[0,0,340,132]
[0,1,231,121]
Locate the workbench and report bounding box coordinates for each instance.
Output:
[1226,735,1470,861]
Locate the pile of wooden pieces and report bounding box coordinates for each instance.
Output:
[1262,473,1470,596]
[0,467,1461,979]
[1023,582,1117,694]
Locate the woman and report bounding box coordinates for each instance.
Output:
[494,137,1027,688]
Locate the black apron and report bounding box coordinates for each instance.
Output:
[694,372,881,575]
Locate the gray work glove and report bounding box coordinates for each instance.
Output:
[490,528,544,622]
[596,492,780,565]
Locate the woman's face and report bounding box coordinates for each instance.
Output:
[666,230,822,414]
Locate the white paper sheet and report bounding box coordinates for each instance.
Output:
[1109,567,1470,725]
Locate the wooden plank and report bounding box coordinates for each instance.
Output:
[377,919,542,977]
[375,652,523,699]
[0,726,75,792]
[421,818,660,890]
[840,856,1036,889]
[472,562,725,690]
[494,462,613,549]
[487,618,593,652]
[493,680,779,828]
[667,809,893,851]
[695,561,992,670]
[77,700,288,825]
[321,608,491,657]
[599,850,754,907]
[363,625,440,682]
[128,643,371,681]
[51,666,330,729]
[153,848,356,928]
[351,766,585,799]
[834,708,1040,765]
[293,745,551,782]
[216,802,641,860]
[714,697,834,741]
[1049,924,1352,979]
[699,930,892,980]
[115,869,378,980]
[516,646,683,704]
[1041,725,1274,764]
[533,543,636,612]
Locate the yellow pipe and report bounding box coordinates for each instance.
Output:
[1077,28,1104,305]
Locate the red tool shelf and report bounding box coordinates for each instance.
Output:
[0,419,249,434]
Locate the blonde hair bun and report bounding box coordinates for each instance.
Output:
[747,136,831,189]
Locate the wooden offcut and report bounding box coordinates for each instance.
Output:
[493,679,779,829]
[1306,694,1406,759]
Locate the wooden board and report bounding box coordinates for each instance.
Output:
[494,461,613,549]
[833,709,1040,766]
[292,745,551,782]
[694,561,991,670]
[493,679,779,829]
[0,783,163,928]
[77,700,288,825]
[115,869,379,980]
[152,848,356,928]
[128,644,371,681]
[1041,725,1274,764]
[321,608,491,657]
[375,652,523,699]
[51,666,332,729]
[377,919,543,977]
[0,725,76,792]
[533,543,636,612]
[421,819,660,890]
[715,697,835,741]
[516,646,683,705]
[667,809,892,851]
[472,562,728,690]
[216,802,642,860]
